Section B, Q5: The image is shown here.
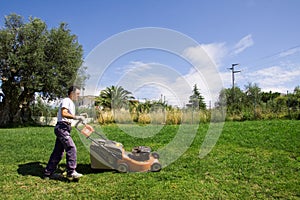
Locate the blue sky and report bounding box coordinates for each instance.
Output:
[1,0,300,106]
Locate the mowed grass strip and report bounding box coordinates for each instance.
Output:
[0,120,299,199]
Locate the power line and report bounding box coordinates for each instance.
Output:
[242,44,300,69]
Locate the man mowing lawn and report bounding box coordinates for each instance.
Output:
[44,86,85,181]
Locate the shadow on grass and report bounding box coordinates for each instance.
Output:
[17,162,115,181]
[17,162,45,178]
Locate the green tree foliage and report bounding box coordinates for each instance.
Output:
[244,83,262,107]
[216,83,300,120]
[186,84,206,110]
[216,87,245,114]
[261,91,281,104]
[0,14,83,126]
[289,86,300,111]
[74,65,90,90]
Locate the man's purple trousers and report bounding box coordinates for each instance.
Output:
[44,121,77,175]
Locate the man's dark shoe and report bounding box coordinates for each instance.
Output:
[43,173,62,180]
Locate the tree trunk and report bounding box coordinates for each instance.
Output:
[0,97,17,127]
[12,103,33,125]
[0,99,33,127]
[0,85,34,127]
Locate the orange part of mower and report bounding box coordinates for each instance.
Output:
[76,121,161,173]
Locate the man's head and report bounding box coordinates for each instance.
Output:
[68,86,81,101]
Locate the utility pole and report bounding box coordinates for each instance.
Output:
[228,63,241,89]
[228,63,241,103]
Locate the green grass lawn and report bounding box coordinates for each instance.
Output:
[0,120,299,199]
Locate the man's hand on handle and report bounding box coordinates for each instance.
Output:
[74,115,85,121]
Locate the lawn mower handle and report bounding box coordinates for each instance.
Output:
[75,113,89,128]
[75,119,85,128]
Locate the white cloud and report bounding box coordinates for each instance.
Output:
[122,61,153,73]
[112,59,222,107]
[181,44,227,106]
[182,34,253,69]
[183,43,227,68]
[173,38,253,106]
[247,65,300,93]
[232,34,254,55]
[116,61,193,106]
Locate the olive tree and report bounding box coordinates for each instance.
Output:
[0,14,84,126]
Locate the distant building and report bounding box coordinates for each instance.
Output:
[78,95,95,108]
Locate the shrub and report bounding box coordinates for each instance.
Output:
[166,110,182,125]
[98,111,114,124]
[137,113,151,124]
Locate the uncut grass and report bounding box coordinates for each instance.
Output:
[0,120,299,199]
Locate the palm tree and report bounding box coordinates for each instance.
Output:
[95,85,134,111]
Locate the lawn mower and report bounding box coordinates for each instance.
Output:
[75,120,161,173]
